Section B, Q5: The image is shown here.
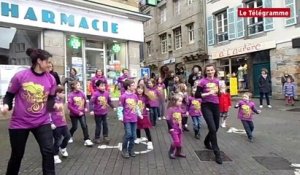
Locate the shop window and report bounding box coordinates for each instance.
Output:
[0,27,40,66]
[187,23,195,43]
[215,11,228,43]
[160,33,167,54]
[173,27,182,50]
[247,0,264,35]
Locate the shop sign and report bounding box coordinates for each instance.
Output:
[163,58,175,65]
[0,0,144,42]
[211,41,276,59]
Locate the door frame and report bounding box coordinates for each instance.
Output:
[82,40,106,95]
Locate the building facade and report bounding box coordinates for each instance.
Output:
[141,0,207,79]
[0,0,150,96]
[206,0,300,98]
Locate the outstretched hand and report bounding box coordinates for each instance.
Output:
[0,104,9,115]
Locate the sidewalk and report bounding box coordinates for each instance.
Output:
[0,99,299,175]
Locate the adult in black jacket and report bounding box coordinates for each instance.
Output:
[188,65,202,87]
[49,61,61,86]
[258,68,272,108]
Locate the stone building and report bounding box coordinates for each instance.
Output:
[206,0,300,98]
[0,0,150,96]
[140,0,207,80]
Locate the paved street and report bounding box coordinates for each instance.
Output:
[0,99,300,175]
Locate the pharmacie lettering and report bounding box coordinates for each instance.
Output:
[1,2,119,34]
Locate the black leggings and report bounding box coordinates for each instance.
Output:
[136,128,152,142]
[201,103,220,153]
[7,124,55,175]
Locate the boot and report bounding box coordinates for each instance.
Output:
[175,146,186,158]
[168,145,176,159]
[214,151,223,164]
[204,138,212,150]
[194,130,200,139]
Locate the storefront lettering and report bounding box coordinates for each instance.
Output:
[1,2,119,34]
[218,43,262,58]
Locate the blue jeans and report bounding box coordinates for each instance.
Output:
[69,115,90,141]
[94,115,108,139]
[122,122,137,153]
[192,116,202,131]
[241,120,254,139]
[53,126,71,155]
[150,107,159,126]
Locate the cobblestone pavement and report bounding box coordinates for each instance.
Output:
[0,99,299,175]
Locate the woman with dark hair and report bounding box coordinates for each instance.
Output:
[63,68,79,90]
[91,69,107,93]
[188,65,202,87]
[195,64,223,164]
[258,68,272,108]
[48,61,61,86]
[117,68,133,94]
[0,48,58,174]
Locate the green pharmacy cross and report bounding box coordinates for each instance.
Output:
[69,36,81,49]
[112,44,121,53]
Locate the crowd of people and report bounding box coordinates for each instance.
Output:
[0,48,298,174]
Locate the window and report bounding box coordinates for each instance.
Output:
[247,0,264,35]
[187,23,195,43]
[160,34,167,54]
[160,5,167,24]
[174,0,181,15]
[174,27,182,50]
[146,41,151,56]
[187,0,193,5]
[15,43,25,53]
[215,11,228,42]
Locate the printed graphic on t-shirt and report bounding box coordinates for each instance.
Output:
[126,98,136,111]
[147,91,157,100]
[206,82,218,92]
[137,100,145,111]
[241,105,251,118]
[73,96,84,110]
[173,112,182,126]
[192,100,201,111]
[22,82,48,113]
[98,96,108,109]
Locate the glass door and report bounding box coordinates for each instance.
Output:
[84,49,105,95]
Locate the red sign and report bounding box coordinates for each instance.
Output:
[238,8,290,18]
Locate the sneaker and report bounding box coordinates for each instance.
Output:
[158,117,162,120]
[147,142,153,150]
[221,121,226,128]
[54,155,62,164]
[134,138,141,144]
[60,148,68,157]
[129,151,136,157]
[68,137,73,143]
[140,137,148,142]
[84,139,94,147]
[93,138,101,144]
[103,137,111,143]
[122,151,130,159]
[267,105,272,108]
[259,105,263,108]
[248,138,253,143]
[162,116,166,120]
